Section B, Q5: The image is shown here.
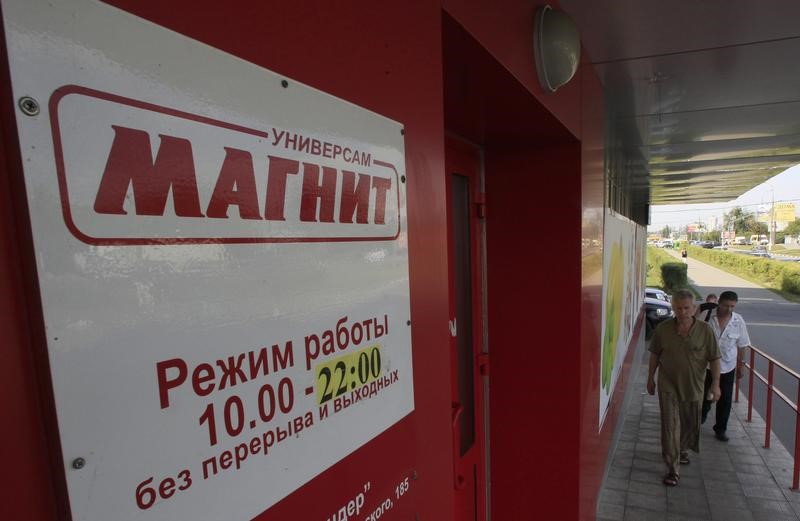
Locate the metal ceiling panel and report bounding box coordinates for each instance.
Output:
[596,39,800,118]
[560,0,800,63]
[630,102,800,146]
[559,0,800,204]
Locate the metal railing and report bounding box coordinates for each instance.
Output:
[735,345,800,489]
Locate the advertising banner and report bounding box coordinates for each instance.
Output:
[599,210,645,428]
[775,202,797,223]
[3,0,413,520]
[758,202,796,223]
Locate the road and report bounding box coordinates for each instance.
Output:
[663,248,800,452]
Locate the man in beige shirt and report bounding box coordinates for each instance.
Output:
[647,289,721,487]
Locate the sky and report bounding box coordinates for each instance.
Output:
[648,164,800,232]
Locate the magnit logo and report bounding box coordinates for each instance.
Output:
[49,86,402,245]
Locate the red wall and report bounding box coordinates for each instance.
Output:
[442,0,582,137]
[0,1,637,520]
[485,142,582,519]
[577,52,609,521]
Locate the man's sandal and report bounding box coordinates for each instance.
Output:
[679,453,690,465]
[663,473,679,487]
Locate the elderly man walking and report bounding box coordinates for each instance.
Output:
[647,289,721,487]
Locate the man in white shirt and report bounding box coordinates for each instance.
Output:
[701,290,751,441]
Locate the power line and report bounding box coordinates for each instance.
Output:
[652,198,800,213]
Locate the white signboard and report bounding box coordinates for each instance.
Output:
[2,1,413,520]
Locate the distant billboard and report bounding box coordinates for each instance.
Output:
[757,202,796,223]
[775,202,796,222]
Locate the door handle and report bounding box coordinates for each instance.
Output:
[449,318,457,337]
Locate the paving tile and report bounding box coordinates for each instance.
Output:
[784,489,800,505]
[629,479,667,498]
[733,446,761,456]
[742,484,788,501]
[605,476,629,491]
[599,487,627,506]
[732,454,768,466]
[627,490,668,512]
[699,446,729,456]
[751,513,798,521]
[613,454,634,468]
[640,429,662,437]
[597,501,624,521]
[702,461,736,473]
[609,465,631,479]
[738,471,775,484]
[624,507,667,521]
[634,457,661,470]
[637,443,662,454]
[708,491,749,509]
[746,496,798,515]
[735,462,773,475]
[674,475,704,490]
[631,468,668,483]
[667,493,710,518]
[702,467,740,481]
[635,451,665,463]
[639,436,662,445]
[705,479,745,496]
[666,514,709,521]
[710,506,756,521]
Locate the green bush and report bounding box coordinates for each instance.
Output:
[783,271,800,294]
[661,262,688,294]
[687,245,800,297]
[647,247,677,288]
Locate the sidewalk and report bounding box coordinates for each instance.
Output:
[597,249,800,520]
[662,248,764,296]
[597,346,800,521]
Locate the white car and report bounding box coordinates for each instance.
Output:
[646,287,670,302]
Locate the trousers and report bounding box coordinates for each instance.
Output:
[702,368,735,433]
[658,391,700,476]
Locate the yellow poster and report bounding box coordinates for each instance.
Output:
[775,202,796,222]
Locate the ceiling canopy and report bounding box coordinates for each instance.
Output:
[560,0,800,204]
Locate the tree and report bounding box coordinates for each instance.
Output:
[746,221,768,236]
[724,206,761,235]
[661,225,671,238]
[776,219,800,243]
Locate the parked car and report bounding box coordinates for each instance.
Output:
[646,287,670,302]
[645,296,673,339]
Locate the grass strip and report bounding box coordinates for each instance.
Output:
[687,245,800,303]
